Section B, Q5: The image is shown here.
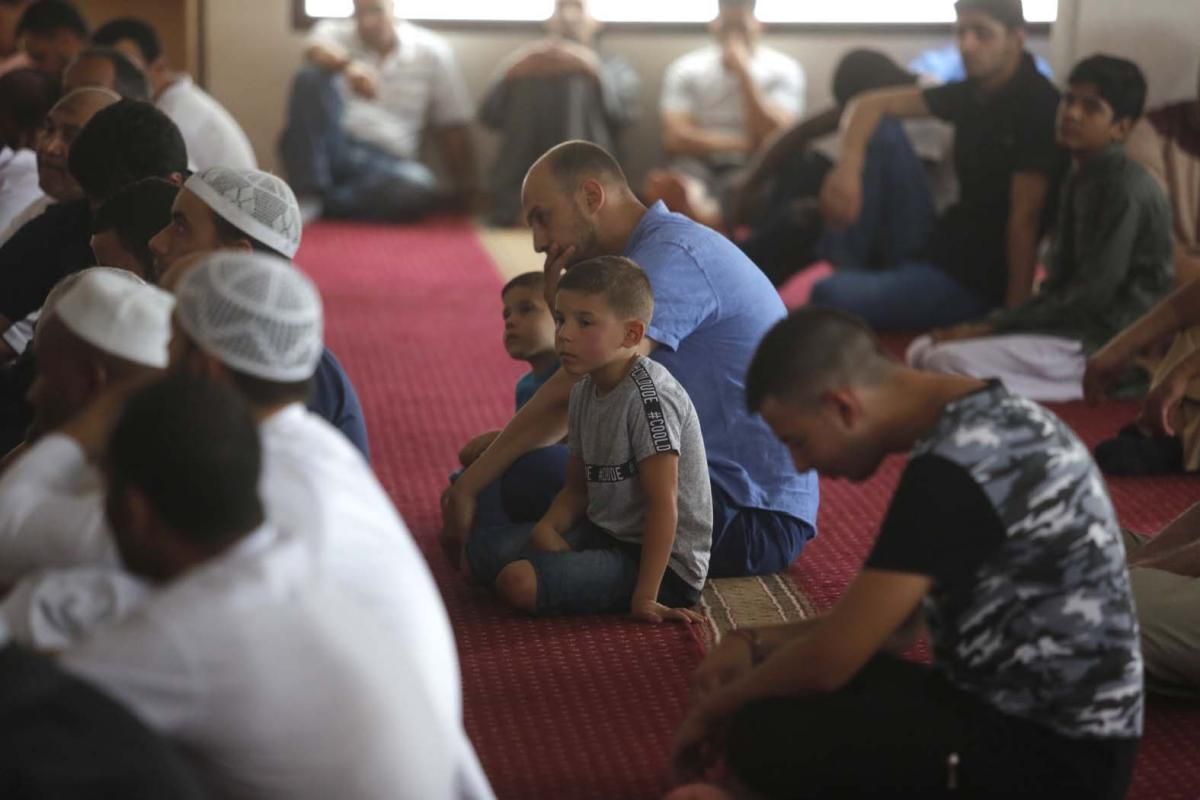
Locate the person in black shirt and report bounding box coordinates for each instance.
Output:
[812,0,1063,331]
[670,307,1142,800]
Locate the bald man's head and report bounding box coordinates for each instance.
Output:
[35,86,119,200]
[521,141,635,269]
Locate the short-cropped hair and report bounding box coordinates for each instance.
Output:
[1068,54,1148,123]
[73,45,149,100]
[501,271,545,299]
[108,373,264,545]
[92,17,162,64]
[67,99,187,204]
[746,307,890,412]
[542,140,628,192]
[16,0,88,38]
[556,255,653,324]
[954,0,1024,29]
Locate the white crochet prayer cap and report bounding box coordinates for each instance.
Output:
[55,269,174,368]
[184,167,302,259]
[174,251,324,383]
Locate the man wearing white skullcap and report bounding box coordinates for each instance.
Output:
[0,251,492,798]
[0,268,171,577]
[149,165,370,459]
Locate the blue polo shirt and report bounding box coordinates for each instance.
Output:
[625,202,819,527]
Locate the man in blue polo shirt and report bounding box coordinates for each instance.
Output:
[442,140,818,579]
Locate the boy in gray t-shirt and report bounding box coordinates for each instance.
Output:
[465,256,712,621]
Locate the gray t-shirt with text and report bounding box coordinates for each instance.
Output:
[567,356,712,590]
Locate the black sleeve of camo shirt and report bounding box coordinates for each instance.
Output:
[866,454,1007,585]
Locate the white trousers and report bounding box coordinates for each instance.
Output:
[906,333,1086,402]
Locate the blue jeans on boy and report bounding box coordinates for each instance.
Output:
[465,519,700,615]
[474,444,814,578]
[810,118,991,330]
[280,65,440,221]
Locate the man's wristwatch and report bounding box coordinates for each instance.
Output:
[727,628,769,666]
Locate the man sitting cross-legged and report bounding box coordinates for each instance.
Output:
[670,307,1142,800]
[443,141,819,580]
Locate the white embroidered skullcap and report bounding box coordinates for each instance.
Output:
[174,251,323,383]
[54,268,174,368]
[184,167,302,259]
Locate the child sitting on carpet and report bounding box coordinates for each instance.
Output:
[457,272,559,468]
[465,256,712,621]
[669,307,1143,800]
[907,54,1173,402]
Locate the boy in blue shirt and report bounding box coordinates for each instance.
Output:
[457,272,558,468]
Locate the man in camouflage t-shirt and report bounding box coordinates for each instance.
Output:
[672,307,1142,800]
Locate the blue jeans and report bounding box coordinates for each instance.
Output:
[476,445,813,577]
[818,118,936,272]
[279,65,439,221]
[810,261,992,330]
[466,519,700,615]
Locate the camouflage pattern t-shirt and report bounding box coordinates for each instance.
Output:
[866,381,1143,740]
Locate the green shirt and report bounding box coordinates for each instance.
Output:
[990,143,1173,352]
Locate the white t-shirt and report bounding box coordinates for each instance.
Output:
[156,75,258,171]
[0,148,43,239]
[660,44,805,144]
[307,19,472,159]
[61,528,478,800]
[0,167,50,248]
[0,405,462,725]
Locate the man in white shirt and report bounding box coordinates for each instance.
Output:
[644,0,804,228]
[281,0,477,222]
[0,67,54,235]
[60,373,477,800]
[92,18,258,171]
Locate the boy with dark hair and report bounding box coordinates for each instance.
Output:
[909,54,1172,402]
[93,17,257,170]
[90,177,178,281]
[62,45,149,100]
[457,271,558,468]
[15,0,85,77]
[467,255,712,622]
[671,306,1143,800]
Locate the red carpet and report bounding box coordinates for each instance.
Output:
[298,220,1200,799]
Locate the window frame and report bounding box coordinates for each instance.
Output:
[290,1,1051,33]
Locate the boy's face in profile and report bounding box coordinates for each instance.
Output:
[501,285,556,363]
[553,289,639,377]
[1057,82,1129,154]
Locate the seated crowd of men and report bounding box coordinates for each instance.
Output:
[0,0,1196,797]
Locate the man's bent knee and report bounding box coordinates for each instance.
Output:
[496,561,539,612]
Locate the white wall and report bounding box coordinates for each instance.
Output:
[204,1,1050,186]
[1052,0,1200,109]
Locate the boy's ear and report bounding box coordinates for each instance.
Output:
[824,386,862,431]
[623,319,646,348]
[1111,115,1135,142]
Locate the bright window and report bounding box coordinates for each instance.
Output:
[303,0,1057,24]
